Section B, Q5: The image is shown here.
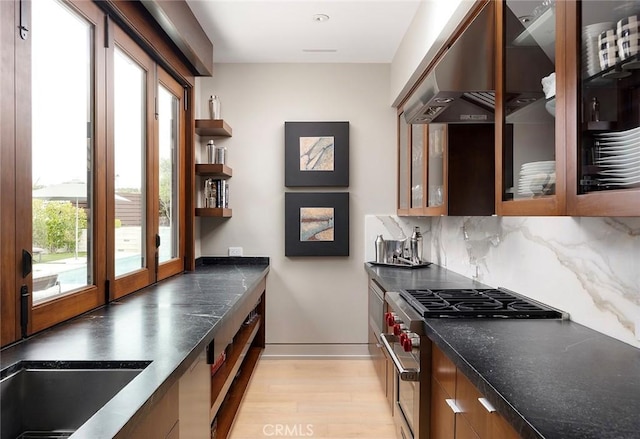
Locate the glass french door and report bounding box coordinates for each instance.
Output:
[156,69,185,281]
[31,0,93,303]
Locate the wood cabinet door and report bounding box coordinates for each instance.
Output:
[179,350,211,438]
[564,0,640,216]
[489,411,521,439]
[495,0,566,216]
[432,345,456,397]
[128,381,179,438]
[455,415,481,439]
[456,371,489,437]
[431,378,456,439]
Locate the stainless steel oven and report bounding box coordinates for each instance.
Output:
[381,287,566,439]
[381,292,431,439]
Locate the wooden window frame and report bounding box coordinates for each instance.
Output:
[29,0,107,334]
[156,67,187,282]
[108,24,156,300]
[1,0,195,347]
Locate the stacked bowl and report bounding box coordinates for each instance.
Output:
[583,22,613,76]
[517,161,556,197]
[617,15,640,67]
[598,28,619,70]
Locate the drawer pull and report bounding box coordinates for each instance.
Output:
[445,399,462,414]
[478,397,496,413]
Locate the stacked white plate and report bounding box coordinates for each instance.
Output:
[594,126,640,187]
[583,22,614,77]
[517,161,556,196]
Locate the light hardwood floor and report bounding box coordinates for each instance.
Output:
[228,358,396,439]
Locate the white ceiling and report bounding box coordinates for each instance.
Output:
[185,0,422,63]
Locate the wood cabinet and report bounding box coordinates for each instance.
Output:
[209,278,266,439]
[495,0,566,215]
[368,278,394,414]
[496,0,640,216]
[396,0,639,217]
[128,381,180,438]
[194,119,233,218]
[126,278,266,439]
[397,116,494,216]
[565,0,640,215]
[430,344,520,439]
[179,350,211,438]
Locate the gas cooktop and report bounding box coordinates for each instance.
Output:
[400,288,566,319]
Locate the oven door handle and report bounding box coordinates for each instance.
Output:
[380,333,420,381]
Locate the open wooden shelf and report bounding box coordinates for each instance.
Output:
[195,119,232,137]
[213,347,262,438]
[195,163,233,178]
[210,317,261,422]
[195,208,232,218]
[582,121,616,132]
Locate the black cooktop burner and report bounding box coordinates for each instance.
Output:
[400,288,564,319]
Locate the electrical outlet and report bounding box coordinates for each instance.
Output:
[228,247,243,257]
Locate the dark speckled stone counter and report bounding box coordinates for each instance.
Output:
[365,263,640,439]
[1,257,269,439]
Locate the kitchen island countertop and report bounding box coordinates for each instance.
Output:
[1,257,269,439]
[366,262,640,439]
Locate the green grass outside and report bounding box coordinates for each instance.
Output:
[35,251,87,263]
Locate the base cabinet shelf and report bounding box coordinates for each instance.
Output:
[210,317,261,418]
[209,285,265,439]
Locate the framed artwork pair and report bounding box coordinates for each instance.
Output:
[284,122,349,257]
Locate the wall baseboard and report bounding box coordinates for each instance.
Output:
[263,343,370,359]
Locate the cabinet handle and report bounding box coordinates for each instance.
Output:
[445,399,462,414]
[478,397,496,413]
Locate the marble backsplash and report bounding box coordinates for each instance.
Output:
[364,215,640,348]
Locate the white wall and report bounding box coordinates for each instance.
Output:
[196,64,396,356]
[389,0,475,106]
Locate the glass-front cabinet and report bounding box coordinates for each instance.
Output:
[398,110,410,213]
[427,124,446,210]
[496,0,566,215]
[397,109,447,216]
[567,0,640,215]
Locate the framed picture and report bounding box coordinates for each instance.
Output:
[285,192,349,257]
[285,121,349,187]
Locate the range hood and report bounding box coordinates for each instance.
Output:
[404,2,496,124]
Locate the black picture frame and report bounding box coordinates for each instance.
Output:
[285,192,349,257]
[285,121,349,187]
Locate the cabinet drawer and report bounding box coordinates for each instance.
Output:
[456,370,489,437]
[432,345,456,397]
[430,378,455,438]
[456,369,521,439]
[455,414,480,439]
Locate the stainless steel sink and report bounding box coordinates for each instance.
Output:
[1,360,151,439]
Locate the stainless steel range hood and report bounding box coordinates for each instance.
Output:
[404,2,495,124]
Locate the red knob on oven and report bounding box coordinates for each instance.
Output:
[393,323,404,336]
[402,337,413,352]
[399,332,408,345]
[385,312,394,326]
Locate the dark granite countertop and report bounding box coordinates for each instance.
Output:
[365,262,640,439]
[1,257,270,439]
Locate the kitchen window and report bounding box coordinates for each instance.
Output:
[31,0,94,304]
[1,0,189,345]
